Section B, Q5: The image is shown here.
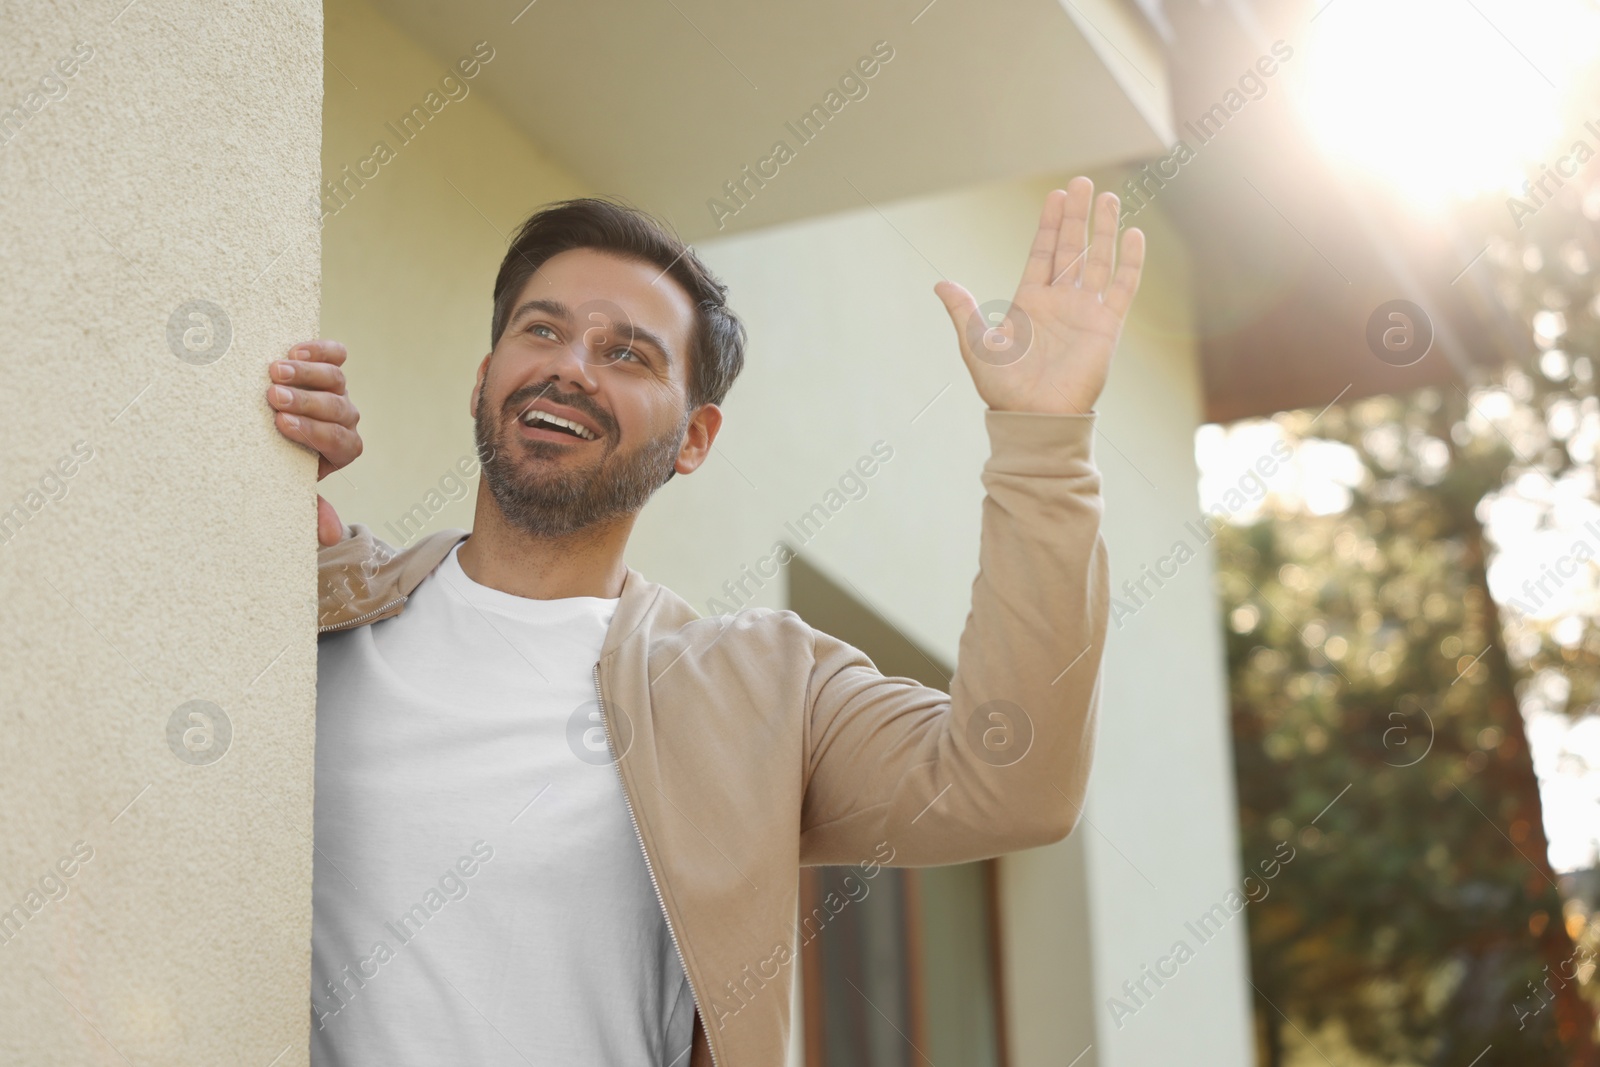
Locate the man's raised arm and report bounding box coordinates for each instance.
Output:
[798,178,1144,867]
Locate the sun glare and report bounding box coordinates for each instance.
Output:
[1300,0,1600,210]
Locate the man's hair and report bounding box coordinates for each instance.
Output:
[490,197,747,410]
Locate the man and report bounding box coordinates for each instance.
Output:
[268,177,1143,1066]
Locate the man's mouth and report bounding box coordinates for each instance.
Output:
[518,408,600,441]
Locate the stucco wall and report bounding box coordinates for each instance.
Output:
[0,2,322,1064]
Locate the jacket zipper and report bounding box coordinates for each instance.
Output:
[594,661,720,1067]
[316,595,408,634]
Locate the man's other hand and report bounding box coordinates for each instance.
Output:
[266,339,362,547]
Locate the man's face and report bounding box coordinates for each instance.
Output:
[470,247,718,539]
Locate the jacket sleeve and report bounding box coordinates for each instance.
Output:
[797,410,1110,867]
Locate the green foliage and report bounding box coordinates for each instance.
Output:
[1220,169,1600,1063]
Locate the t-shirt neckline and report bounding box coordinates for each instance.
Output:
[434,542,621,623]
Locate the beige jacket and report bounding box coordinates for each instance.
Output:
[314,409,1110,1067]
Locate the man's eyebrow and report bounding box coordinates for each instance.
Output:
[508,297,570,327]
[508,297,674,367]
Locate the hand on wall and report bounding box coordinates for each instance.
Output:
[266,339,363,546]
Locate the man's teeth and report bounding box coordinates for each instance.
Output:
[521,410,597,440]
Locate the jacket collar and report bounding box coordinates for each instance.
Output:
[319,522,670,657]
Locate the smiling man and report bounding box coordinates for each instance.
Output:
[270,179,1143,1067]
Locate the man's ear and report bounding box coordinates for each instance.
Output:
[469,353,492,418]
[674,403,723,476]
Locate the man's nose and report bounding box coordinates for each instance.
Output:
[541,328,603,392]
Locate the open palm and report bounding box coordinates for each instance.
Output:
[935,177,1145,415]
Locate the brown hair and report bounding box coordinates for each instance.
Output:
[490,197,747,410]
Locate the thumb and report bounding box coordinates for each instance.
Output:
[933,279,979,328]
[933,280,980,360]
[316,494,346,547]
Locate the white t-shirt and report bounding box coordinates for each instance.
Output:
[310,542,695,1066]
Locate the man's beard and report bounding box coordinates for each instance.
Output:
[474,384,688,539]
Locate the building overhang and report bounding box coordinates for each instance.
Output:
[370,0,1173,241]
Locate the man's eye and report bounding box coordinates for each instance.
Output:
[613,347,642,364]
[529,323,557,340]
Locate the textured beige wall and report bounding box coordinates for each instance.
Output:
[317,0,591,538]
[0,2,323,1064]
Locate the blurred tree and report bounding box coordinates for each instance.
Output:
[1219,155,1600,1062]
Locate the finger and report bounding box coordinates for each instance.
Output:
[933,279,981,362]
[1104,226,1146,320]
[285,339,347,366]
[1080,192,1121,294]
[1051,177,1094,286]
[317,494,346,547]
[268,384,360,427]
[269,358,348,395]
[276,411,363,472]
[1019,188,1067,289]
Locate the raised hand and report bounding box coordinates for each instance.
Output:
[934,177,1144,416]
[265,339,363,547]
